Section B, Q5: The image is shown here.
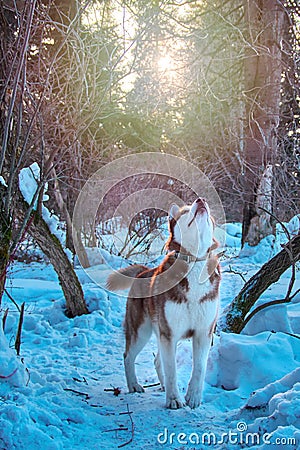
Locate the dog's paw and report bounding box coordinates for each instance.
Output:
[129,383,145,393]
[166,396,184,409]
[185,389,201,409]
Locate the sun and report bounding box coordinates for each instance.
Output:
[157,55,173,72]
[157,55,178,74]
[156,54,178,84]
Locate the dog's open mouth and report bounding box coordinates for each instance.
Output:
[188,198,207,227]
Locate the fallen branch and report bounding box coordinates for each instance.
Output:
[284,331,300,340]
[103,427,129,433]
[267,330,300,341]
[63,388,90,400]
[102,404,134,448]
[143,382,160,389]
[118,404,134,449]
[73,376,88,384]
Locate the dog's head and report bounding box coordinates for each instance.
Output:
[166,198,218,259]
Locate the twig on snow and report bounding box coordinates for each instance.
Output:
[143,382,160,389]
[73,376,88,384]
[63,388,90,400]
[118,404,134,448]
[267,329,300,341]
[103,404,134,448]
[103,427,129,433]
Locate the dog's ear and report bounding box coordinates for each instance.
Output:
[169,204,180,220]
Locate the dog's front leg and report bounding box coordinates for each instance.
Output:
[160,337,183,409]
[185,333,211,409]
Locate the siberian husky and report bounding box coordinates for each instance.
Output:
[107,198,221,409]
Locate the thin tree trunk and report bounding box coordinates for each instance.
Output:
[221,233,300,333]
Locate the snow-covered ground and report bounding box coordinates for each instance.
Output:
[1,210,300,449]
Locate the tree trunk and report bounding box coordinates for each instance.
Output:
[17,193,89,317]
[221,233,300,333]
[242,0,287,247]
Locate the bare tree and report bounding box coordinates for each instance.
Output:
[0,1,88,316]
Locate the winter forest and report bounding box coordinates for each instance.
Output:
[0,0,300,449]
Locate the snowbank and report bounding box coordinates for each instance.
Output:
[246,367,300,409]
[243,369,300,449]
[0,327,26,388]
[207,331,299,394]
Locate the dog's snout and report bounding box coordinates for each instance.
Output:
[188,198,209,226]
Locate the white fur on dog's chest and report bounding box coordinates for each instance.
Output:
[164,297,218,341]
[164,264,219,339]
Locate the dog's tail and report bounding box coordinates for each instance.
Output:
[106,264,148,291]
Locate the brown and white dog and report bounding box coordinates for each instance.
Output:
[107,198,221,409]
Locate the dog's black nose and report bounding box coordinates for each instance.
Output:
[196,198,206,205]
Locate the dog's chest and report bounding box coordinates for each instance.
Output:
[164,296,217,340]
[163,266,219,338]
